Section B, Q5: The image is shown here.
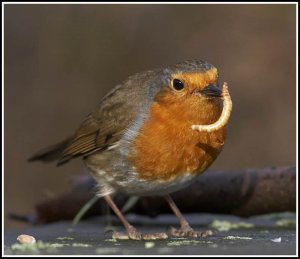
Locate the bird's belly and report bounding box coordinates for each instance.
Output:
[85,144,203,197]
[89,165,199,196]
[85,129,221,196]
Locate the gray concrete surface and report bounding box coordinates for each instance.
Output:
[4,213,296,255]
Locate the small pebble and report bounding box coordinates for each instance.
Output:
[224,236,252,240]
[17,234,36,244]
[271,237,282,243]
[145,242,155,249]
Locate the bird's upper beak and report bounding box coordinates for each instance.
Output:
[195,84,222,98]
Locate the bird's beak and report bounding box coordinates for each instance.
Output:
[195,84,222,98]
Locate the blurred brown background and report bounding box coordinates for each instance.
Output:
[4,4,296,230]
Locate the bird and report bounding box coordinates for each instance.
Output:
[28,59,232,240]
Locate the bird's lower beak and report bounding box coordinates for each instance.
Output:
[198,84,222,97]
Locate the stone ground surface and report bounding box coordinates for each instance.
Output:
[4,212,296,255]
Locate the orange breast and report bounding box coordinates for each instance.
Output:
[128,98,227,181]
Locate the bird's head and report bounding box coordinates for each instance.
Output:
[153,60,224,125]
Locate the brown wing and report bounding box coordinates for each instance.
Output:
[57,103,137,165]
[28,104,135,166]
[28,70,160,166]
[57,70,160,165]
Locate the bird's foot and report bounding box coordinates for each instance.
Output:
[143,232,168,240]
[112,226,168,240]
[168,225,216,238]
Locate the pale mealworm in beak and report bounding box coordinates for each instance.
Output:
[191,82,232,132]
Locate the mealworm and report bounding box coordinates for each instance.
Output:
[192,82,232,132]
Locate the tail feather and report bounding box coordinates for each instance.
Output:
[28,138,71,165]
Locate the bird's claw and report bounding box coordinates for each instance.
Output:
[112,226,168,240]
[168,226,216,238]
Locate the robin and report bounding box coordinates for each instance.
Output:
[29,59,232,240]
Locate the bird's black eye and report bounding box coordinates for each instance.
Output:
[172,79,185,91]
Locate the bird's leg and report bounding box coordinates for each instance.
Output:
[103,195,168,240]
[165,195,215,238]
[103,195,142,240]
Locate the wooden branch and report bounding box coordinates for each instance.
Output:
[28,166,296,224]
